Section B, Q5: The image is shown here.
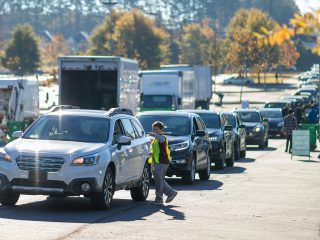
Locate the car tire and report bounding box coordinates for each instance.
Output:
[183,155,196,184]
[199,153,211,181]
[235,142,240,160]
[226,146,235,167]
[259,136,265,149]
[130,163,150,201]
[265,138,269,148]
[0,190,20,206]
[91,167,115,210]
[240,150,246,158]
[215,146,225,170]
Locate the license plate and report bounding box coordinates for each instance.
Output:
[28,171,48,182]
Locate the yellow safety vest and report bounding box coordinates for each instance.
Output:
[148,138,171,164]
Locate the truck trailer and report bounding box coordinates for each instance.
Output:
[58,56,139,114]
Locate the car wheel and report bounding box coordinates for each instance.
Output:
[91,167,115,210]
[183,155,196,184]
[235,141,240,160]
[240,150,246,158]
[258,136,265,149]
[226,146,235,167]
[215,146,225,170]
[199,153,211,181]
[265,138,269,148]
[0,190,20,206]
[130,163,150,201]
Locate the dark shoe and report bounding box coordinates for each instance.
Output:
[285,149,288,152]
[165,191,178,203]
[151,200,163,206]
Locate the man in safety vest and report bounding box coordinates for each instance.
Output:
[148,121,178,205]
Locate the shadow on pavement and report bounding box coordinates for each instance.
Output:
[211,166,246,175]
[246,83,297,90]
[237,158,255,163]
[0,197,166,223]
[162,179,223,191]
[246,146,277,151]
[297,159,320,163]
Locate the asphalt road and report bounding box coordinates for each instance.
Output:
[0,139,319,240]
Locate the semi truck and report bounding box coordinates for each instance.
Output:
[139,70,195,111]
[0,75,39,139]
[161,65,212,109]
[58,56,139,114]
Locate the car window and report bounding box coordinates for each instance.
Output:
[225,114,236,128]
[237,112,261,123]
[196,113,220,128]
[121,118,137,139]
[113,119,125,144]
[131,119,144,138]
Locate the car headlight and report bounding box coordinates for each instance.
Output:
[72,153,101,166]
[0,148,11,162]
[209,136,220,142]
[169,141,189,152]
[254,127,261,132]
[277,122,284,127]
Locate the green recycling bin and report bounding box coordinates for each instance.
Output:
[299,123,318,151]
[7,121,25,140]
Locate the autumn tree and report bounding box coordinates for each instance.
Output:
[1,24,40,74]
[88,9,169,69]
[42,33,70,72]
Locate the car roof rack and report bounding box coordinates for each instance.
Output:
[106,107,133,116]
[48,105,80,112]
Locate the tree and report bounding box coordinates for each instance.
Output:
[2,24,40,74]
[41,33,70,72]
[89,9,169,69]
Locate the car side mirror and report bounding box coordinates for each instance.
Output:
[238,124,245,128]
[195,130,206,137]
[224,125,233,131]
[12,131,23,139]
[118,135,131,145]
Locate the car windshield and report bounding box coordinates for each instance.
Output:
[137,115,190,136]
[142,95,172,108]
[261,110,283,119]
[225,114,236,128]
[264,102,287,108]
[237,112,260,123]
[23,115,110,143]
[195,113,220,129]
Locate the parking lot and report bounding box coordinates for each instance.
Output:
[1,75,320,240]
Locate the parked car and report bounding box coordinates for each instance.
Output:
[234,109,269,149]
[0,108,151,210]
[136,111,211,184]
[264,100,293,113]
[260,108,284,138]
[294,88,318,99]
[179,110,235,169]
[225,112,247,159]
[223,76,254,85]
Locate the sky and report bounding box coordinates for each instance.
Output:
[295,0,320,13]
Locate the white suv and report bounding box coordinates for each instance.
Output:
[0,108,151,210]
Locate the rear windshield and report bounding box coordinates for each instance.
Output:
[261,110,283,119]
[237,112,260,123]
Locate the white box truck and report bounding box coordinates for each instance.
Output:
[139,70,195,111]
[0,75,39,140]
[161,65,212,109]
[58,56,139,114]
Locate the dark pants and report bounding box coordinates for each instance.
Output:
[286,135,292,152]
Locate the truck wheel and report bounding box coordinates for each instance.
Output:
[183,156,196,184]
[199,154,211,180]
[130,163,150,201]
[0,190,20,206]
[91,167,115,210]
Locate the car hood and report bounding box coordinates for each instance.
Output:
[165,135,190,145]
[206,128,222,136]
[5,139,107,158]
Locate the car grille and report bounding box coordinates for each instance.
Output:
[11,179,67,188]
[16,156,65,172]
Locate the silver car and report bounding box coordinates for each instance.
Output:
[0,108,150,210]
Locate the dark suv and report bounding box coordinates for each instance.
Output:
[136,111,211,184]
[180,110,235,170]
[225,112,247,159]
[234,109,269,149]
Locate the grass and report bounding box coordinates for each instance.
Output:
[249,72,297,84]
